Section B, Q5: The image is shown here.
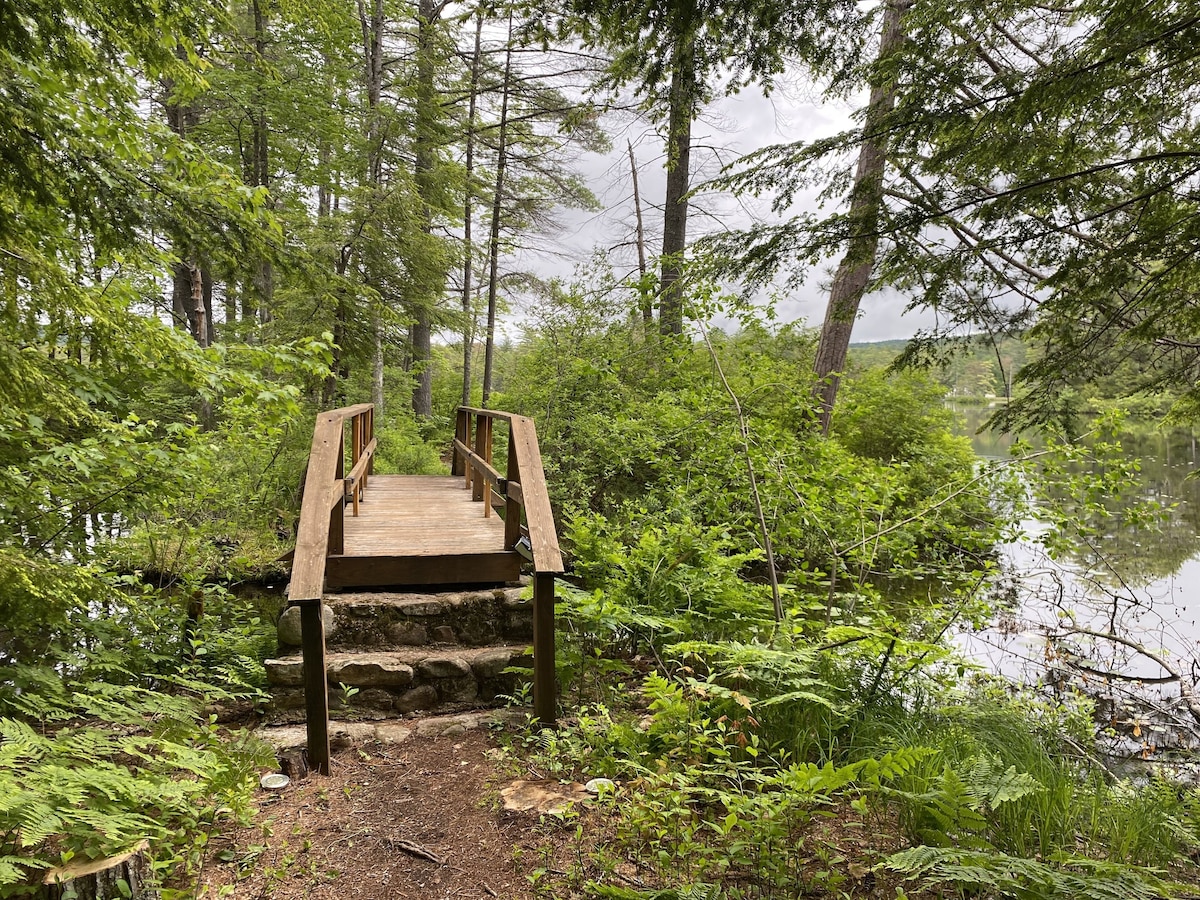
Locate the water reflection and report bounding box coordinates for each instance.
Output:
[952,407,1200,761]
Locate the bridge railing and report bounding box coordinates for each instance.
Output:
[454,407,564,724]
[287,403,376,774]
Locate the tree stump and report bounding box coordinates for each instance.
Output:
[278,746,309,780]
[39,841,158,900]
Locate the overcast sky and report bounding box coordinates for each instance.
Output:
[503,77,939,344]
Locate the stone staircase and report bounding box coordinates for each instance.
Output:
[264,584,533,723]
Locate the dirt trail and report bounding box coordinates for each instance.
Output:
[199,729,544,900]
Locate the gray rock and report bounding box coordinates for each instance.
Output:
[335,723,377,743]
[349,688,396,712]
[395,684,438,713]
[327,657,414,687]
[257,725,308,749]
[400,598,445,616]
[388,622,429,646]
[501,592,532,610]
[418,656,472,678]
[374,723,413,744]
[439,677,479,703]
[471,648,517,680]
[277,604,336,646]
[270,689,306,710]
[265,658,304,686]
[430,625,457,643]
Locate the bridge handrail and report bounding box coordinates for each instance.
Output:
[289,403,376,604]
[453,406,564,574]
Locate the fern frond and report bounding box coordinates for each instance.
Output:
[886,846,1175,900]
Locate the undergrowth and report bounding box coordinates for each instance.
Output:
[0,558,277,897]
[500,572,1200,899]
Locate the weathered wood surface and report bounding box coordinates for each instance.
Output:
[40,841,157,900]
[458,407,563,726]
[508,417,564,574]
[300,600,331,773]
[326,476,520,587]
[340,476,508,555]
[533,572,556,724]
[290,404,373,603]
[452,439,504,487]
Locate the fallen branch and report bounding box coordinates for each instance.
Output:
[390,839,445,865]
[1061,626,1200,725]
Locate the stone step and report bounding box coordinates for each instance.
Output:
[275,585,532,652]
[257,708,525,752]
[264,644,530,722]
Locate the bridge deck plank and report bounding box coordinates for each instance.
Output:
[340,475,508,559]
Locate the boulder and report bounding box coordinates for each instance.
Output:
[277,604,336,647]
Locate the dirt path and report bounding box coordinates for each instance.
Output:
[198,729,542,900]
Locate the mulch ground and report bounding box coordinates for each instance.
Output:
[196,729,549,900]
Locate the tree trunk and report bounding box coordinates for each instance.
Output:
[171,261,191,330]
[189,263,208,348]
[411,313,432,416]
[461,8,484,408]
[629,139,653,330]
[811,0,907,433]
[372,307,384,413]
[482,11,514,406]
[658,26,696,337]
[248,0,273,326]
[202,263,216,344]
[40,842,158,900]
[409,0,440,418]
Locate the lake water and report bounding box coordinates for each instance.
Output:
[952,407,1200,761]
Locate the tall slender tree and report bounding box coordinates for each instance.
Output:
[811,0,908,433]
[565,0,863,335]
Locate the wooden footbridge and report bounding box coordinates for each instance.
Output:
[287,404,563,773]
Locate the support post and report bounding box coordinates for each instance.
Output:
[365,408,374,484]
[351,415,361,470]
[503,429,520,550]
[329,430,344,555]
[533,572,556,726]
[299,600,331,774]
[472,413,489,502]
[453,408,469,476]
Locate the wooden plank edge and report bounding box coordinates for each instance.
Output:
[43,841,150,885]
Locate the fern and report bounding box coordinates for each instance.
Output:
[961,754,1044,810]
[857,746,938,784]
[0,701,274,891]
[882,753,1047,850]
[0,855,45,885]
[886,845,1177,900]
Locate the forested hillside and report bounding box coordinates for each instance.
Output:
[3,0,1200,897]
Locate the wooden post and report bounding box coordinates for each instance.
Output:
[533,572,556,726]
[472,413,488,503]
[329,430,344,555]
[365,407,374,485]
[453,408,469,476]
[351,415,361,471]
[504,429,521,550]
[299,600,331,775]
